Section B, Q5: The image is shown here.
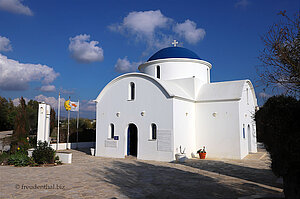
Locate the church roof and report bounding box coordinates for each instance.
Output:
[95,72,256,106]
[196,80,253,102]
[148,47,201,61]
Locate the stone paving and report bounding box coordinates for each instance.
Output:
[0,148,284,199]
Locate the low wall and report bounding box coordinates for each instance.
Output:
[56,152,72,164]
[50,142,95,150]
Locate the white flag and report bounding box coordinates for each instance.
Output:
[70,101,79,112]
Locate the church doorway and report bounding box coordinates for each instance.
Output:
[127,123,138,157]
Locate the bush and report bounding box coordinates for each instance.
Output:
[32,141,56,164]
[255,95,300,198]
[10,137,30,154]
[0,152,10,165]
[7,151,30,167]
[29,136,37,148]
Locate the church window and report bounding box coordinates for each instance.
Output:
[156,65,160,79]
[207,68,209,83]
[128,82,135,100]
[151,123,157,140]
[242,124,245,139]
[109,123,114,139]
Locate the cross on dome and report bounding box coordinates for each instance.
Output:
[172,40,178,47]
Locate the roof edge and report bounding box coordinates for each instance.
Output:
[138,58,212,71]
[95,73,174,102]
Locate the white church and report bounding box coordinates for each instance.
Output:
[95,43,258,162]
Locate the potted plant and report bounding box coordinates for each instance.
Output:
[197,146,206,159]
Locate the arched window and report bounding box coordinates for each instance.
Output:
[242,124,245,139]
[156,65,160,79]
[128,82,135,100]
[207,68,210,83]
[109,123,114,139]
[151,123,157,140]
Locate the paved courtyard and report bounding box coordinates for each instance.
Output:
[0,148,283,199]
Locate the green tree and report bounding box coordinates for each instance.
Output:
[258,11,300,96]
[26,100,39,133]
[7,99,17,130]
[255,95,300,198]
[50,107,56,135]
[0,96,17,131]
[0,96,9,131]
[14,97,29,139]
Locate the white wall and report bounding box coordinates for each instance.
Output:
[173,99,196,158]
[238,82,257,158]
[140,59,211,83]
[50,142,95,150]
[96,76,174,161]
[195,101,242,159]
[37,103,51,144]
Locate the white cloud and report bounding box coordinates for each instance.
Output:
[34,94,66,109]
[114,57,141,73]
[109,10,206,50]
[0,54,59,91]
[174,20,206,44]
[40,85,56,92]
[112,10,171,38]
[12,97,29,106]
[80,100,96,112]
[235,0,250,8]
[69,34,104,63]
[109,10,173,49]
[0,36,12,52]
[259,92,272,99]
[59,88,75,95]
[0,0,33,16]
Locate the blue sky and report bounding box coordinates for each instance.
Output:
[0,0,299,118]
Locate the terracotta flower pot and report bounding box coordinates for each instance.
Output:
[199,152,206,159]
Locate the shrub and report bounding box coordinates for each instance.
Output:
[29,136,37,148]
[255,95,300,198]
[32,141,55,164]
[0,152,10,165]
[7,151,30,167]
[10,137,30,154]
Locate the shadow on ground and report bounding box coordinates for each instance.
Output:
[72,148,91,155]
[90,160,282,199]
[179,159,283,189]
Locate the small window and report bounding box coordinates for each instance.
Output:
[128,82,135,100]
[242,124,245,139]
[156,65,160,79]
[207,68,210,83]
[109,123,114,139]
[151,123,157,140]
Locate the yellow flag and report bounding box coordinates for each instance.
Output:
[64,100,71,111]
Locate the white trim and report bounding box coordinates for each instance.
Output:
[138,58,212,71]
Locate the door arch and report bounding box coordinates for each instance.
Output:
[127,123,138,157]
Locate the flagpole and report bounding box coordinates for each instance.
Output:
[76,100,79,149]
[67,96,70,150]
[56,92,60,151]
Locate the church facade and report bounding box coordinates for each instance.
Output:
[95,46,258,161]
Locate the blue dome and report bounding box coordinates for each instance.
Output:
[148,47,201,61]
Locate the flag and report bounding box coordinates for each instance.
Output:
[64,99,71,111]
[70,101,79,112]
